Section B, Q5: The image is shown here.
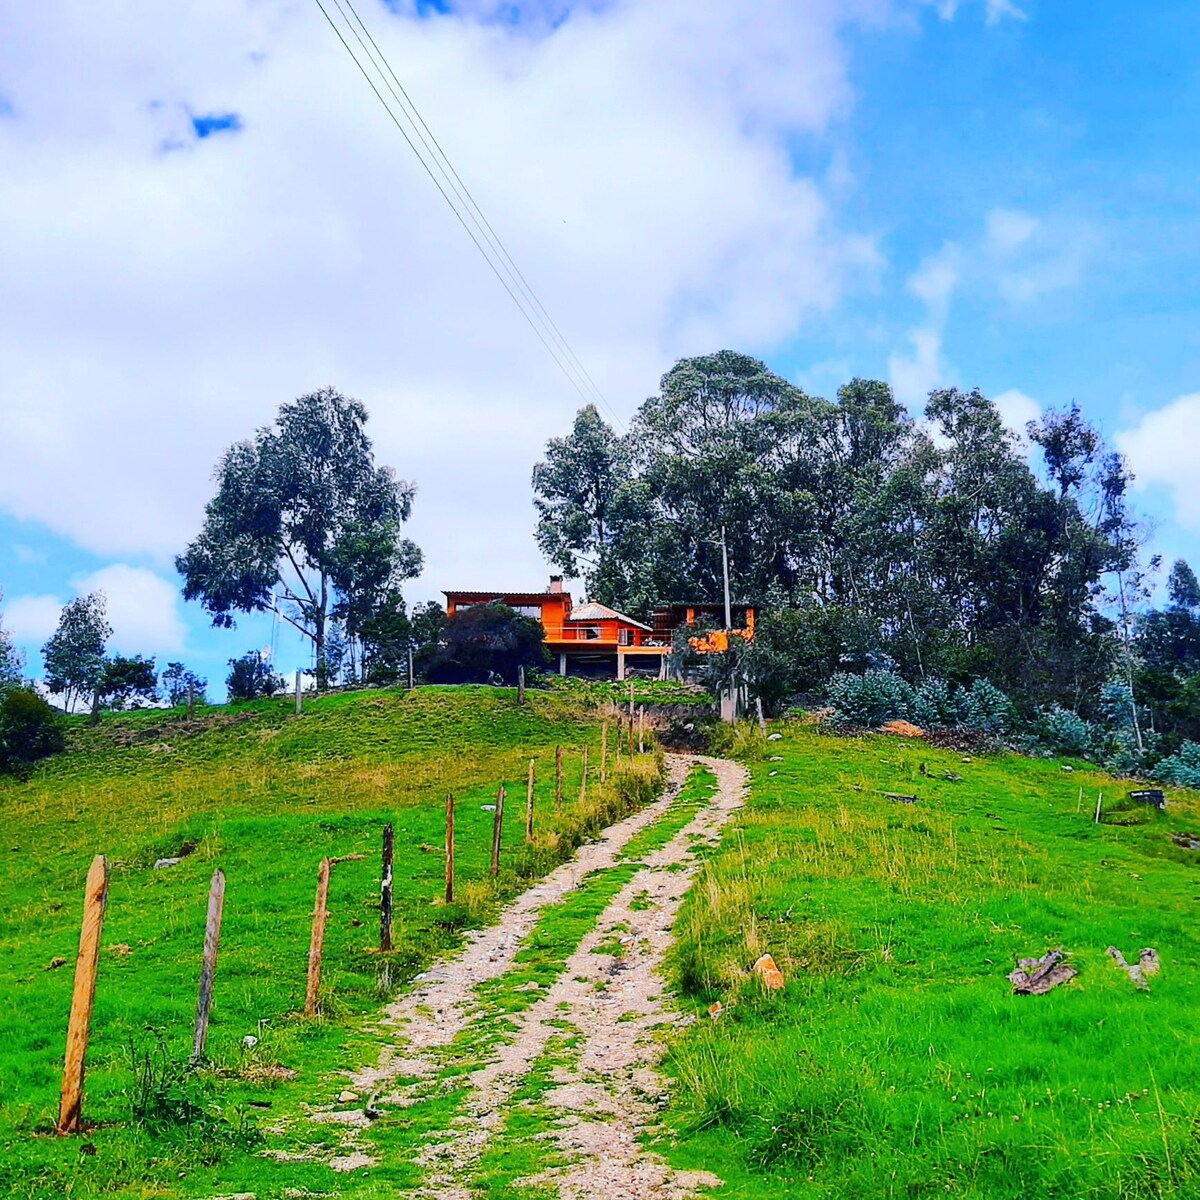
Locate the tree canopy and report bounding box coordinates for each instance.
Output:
[176,387,422,684]
[42,592,111,714]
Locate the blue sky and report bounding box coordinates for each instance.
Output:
[1,0,1198,701]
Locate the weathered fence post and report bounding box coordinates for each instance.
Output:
[638,707,645,754]
[600,723,608,783]
[491,784,506,877]
[1094,791,1104,824]
[191,867,226,1065]
[555,745,564,813]
[579,746,589,807]
[756,696,767,737]
[305,857,332,1017]
[445,793,455,903]
[57,854,110,1135]
[517,665,526,706]
[526,759,535,842]
[380,823,394,952]
[628,680,635,729]
[295,670,303,716]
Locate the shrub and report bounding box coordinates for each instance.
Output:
[826,670,914,727]
[225,653,283,703]
[910,678,956,729]
[1154,741,1200,790]
[1033,705,1099,757]
[424,603,549,685]
[957,679,1014,735]
[0,687,65,774]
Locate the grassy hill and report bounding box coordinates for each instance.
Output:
[0,684,641,1198]
[662,723,1200,1198]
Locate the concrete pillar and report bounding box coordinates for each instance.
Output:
[617,650,625,681]
[558,651,568,677]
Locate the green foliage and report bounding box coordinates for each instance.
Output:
[1032,704,1100,757]
[0,587,22,691]
[161,662,207,707]
[42,590,110,713]
[826,669,915,727]
[0,687,64,773]
[427,603,550,685]
[1154,741,1200,789]
[96,654,158,714]
[224,651,283,701]
[176,387,421,685]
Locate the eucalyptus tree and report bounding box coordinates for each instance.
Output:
[42,592,111,714]
[176,387,422,686]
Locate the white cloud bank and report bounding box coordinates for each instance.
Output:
[1116,393,1200,530]
[0,0,896,600]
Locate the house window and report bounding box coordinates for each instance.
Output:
[510,605,541,619]
[584,626,602,640]
[618,629,633,646]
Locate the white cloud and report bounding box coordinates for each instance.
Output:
[0,0,889,601]
[986,0,1027,25]
[992,387,1041,442]
[1116,393,1200,530]
[888,327,948,407]
[6,565,187,659]
[73,565,187,656]
[907,241,961,318]
[4,594,62,644]
[985,208,1039,255]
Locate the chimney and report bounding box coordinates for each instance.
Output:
[549,575,563,594]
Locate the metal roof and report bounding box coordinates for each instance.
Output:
[568,601,652,631]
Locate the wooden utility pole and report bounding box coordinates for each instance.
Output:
[579,746,589,807]
[445,794,456,903]
[57,855,110,1135]
[191,868,226,1064]
[525,759,535,842]
[555,745,564,813]
[600,723,608,783]
[305,857,332,1017]
[491,785,506,877]
[380,823,394,952]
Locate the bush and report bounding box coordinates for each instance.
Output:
[1032,705,1099,757]
[826,670,914,727]
[0,687,66,774]
[957,679,1014,735]
[225,653,283,703]
[1154,741,1200,789]
[425,603,549,685]
[910,678,956,729]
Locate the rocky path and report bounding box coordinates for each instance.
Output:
[299,753,748,1198]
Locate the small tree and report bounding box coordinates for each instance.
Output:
[0,587,23,693]
[42,592,111,714]
[161,662,208,708]
[93,655,158,720]
[226,652,283,702]
[425,604,548,685]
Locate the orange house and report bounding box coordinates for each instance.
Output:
[443,577,668,679]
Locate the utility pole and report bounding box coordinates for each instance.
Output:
[720,525,732,632]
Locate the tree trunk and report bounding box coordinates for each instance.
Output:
[89,692,101,727]
[315,576,328,690]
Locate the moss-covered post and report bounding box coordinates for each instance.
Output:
[445,794,455,903]
[525,759,535,843]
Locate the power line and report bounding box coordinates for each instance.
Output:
[311,0,625,431]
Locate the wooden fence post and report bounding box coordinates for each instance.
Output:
[380,823,394,952]
[579,746,589,807]
[600,723,608,783]
[408,646,414,690]
[1094,791,1104,824]
[628,680,635,729]
[555,745,564,813]
[57,854,110,1135]
[305,857,332,1017]
[638,707,645,754]
[616,717,623,764]
[445,794,455,903]
[191,868,226,1064]
[491,784,506,877]
[517,665,525,705]
[526,759,535,843]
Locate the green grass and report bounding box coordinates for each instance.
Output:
[0,685,639,1198]
[661,724,1200,1198]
